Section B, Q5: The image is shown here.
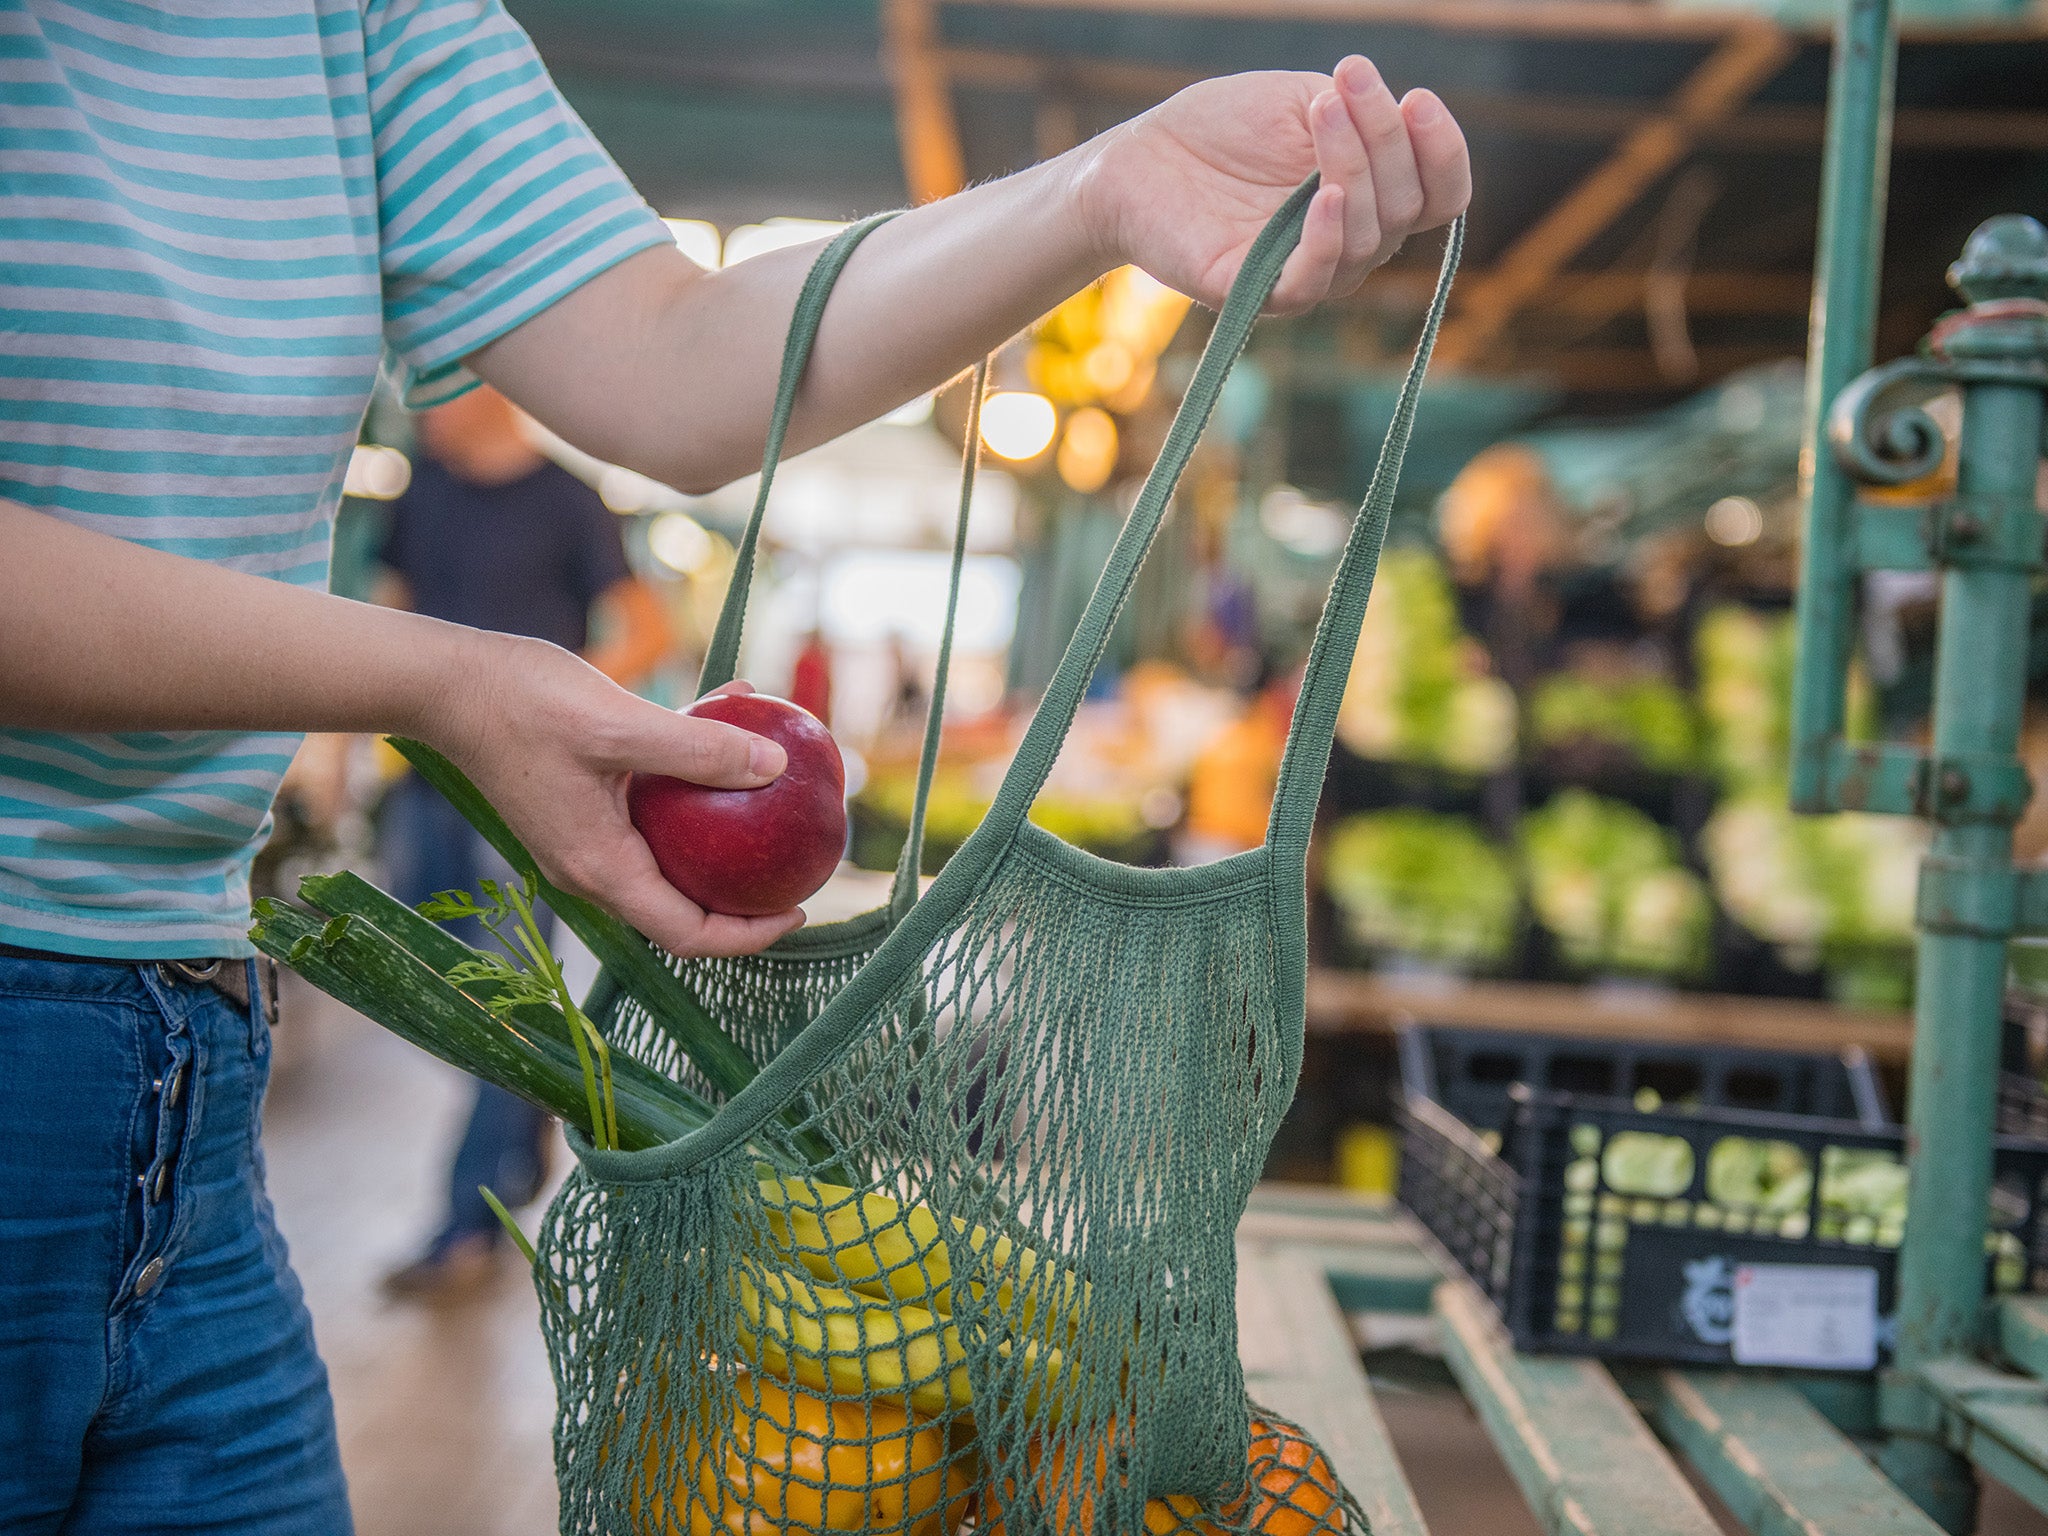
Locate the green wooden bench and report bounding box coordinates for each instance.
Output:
[1234,1184,1971,1536]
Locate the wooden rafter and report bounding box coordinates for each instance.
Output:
[935,45,2048,154]
[941,0,2048,44]
[1349,267,1814,318]
[883,0,968,203]
[1431,20,1795,368]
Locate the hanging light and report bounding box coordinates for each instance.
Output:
[343,443,411,500]
[648,511,716,575]
[1704,495,1764,547]
[980,392,1058,461]
[1057,407,1119,494]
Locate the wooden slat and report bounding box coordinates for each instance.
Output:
[1433,20,1794,367]
[1245,1182,1402,1224]
[1305,968,1915,1064]
[1293,1240,1442,1316]
[1644,1371,1945,1536]
[1910,1357,2048,1521]
[1236,1243,1432,1536]
[1435,1279,1723,1536]
[1997,1294,2048,1380]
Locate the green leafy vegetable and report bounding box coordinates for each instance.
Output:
[421,876,619,1153]
[1519,791,1710,979]
[1321,810,1519,968]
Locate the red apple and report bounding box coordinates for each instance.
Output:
[627,693,847,917]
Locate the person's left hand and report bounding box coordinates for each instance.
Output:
[1075,57,1470,315]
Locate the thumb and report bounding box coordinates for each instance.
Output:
[618,702,786,788]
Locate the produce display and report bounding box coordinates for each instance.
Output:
[1337,547,1516,774]
[1694,605,1797,790]
[1527,673,1698,775]
[856,769,1155,872]
[1701,797,1921,961]
[630,692,848,916]
[1518,791,1712,980]
[1320,811,1519,970]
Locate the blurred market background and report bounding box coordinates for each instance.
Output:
[258,0,2048,1530]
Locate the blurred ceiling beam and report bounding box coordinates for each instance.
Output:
[1352,267,1814,317]
[1431,21,1794,367]
[884,0,969,201]
[942,0,2048,44]
[937,48,2048,153]
[1530,343,1795,389]
[1270,340,1793,390]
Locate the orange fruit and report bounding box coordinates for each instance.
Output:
[990,1416,1341,1536]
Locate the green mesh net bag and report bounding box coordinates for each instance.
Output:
[540,185,1461,1536]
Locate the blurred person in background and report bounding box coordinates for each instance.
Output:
[1,0,1467,1514]
[1439,444,1640,690]
[790,628,835,726]
[374,385,669,1299]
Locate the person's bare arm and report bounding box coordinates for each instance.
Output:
[586,576,673,689]
[0,501,797,956]
[472,62,1470,494]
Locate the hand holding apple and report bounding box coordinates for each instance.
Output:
[628,692,848,919]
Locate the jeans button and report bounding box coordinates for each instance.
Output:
[163,1064,186,1109]
[152,1164,171,1201]
[134,1256,165,1297]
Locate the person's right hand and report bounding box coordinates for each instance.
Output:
[430,633,806,957]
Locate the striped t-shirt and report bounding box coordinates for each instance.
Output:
[1,0,671,959]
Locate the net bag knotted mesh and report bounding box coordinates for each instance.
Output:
[542,184,1462,1536]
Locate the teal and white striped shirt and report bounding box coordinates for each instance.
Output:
[0,0,670,958]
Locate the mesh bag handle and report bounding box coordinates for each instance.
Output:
[580,185,1462,1180]
[696,212,892,696]
[694,211,989,919]
[965,185,1460,861]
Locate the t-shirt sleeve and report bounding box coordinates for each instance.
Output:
[366,0,672,408]
[569,474,633,606]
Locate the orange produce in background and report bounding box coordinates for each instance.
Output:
[632,1373,972,1536]
[988,1416,1343,1536]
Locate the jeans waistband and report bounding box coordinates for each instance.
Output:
[0,940,265,1013]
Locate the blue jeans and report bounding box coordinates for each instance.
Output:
[0,953,352,1533]
[382,774,551,1244]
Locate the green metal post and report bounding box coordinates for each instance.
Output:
[1789,0,1897,813]
[1878,222,2048,1532]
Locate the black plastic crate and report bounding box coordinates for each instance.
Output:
[2002,997,2048,1139]
[1399,1023,2048,1365]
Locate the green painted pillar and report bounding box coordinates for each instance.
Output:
[1789,0,1896,813]
[1872,218,2048,1530]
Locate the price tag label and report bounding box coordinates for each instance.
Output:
[1731,1263,1878,1369]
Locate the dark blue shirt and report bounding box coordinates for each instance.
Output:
[378,456,630,652]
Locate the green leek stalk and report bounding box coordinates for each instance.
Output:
[248,897,712,1152]
[388,738,760,1096]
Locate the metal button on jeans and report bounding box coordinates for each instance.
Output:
[163,1063,186,1109]
[134,1257,165,1297]
[153,1164,171,1200]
